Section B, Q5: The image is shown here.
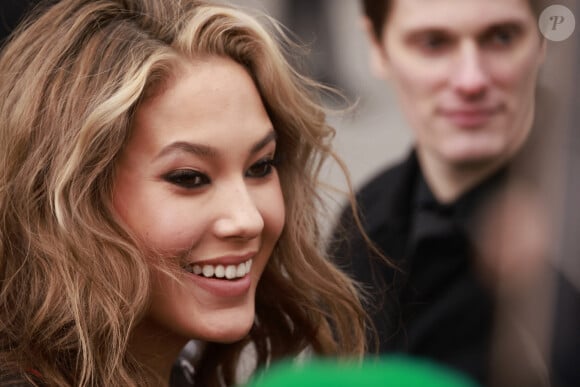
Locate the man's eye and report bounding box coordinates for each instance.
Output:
[484,26,520,48]
[246,158,276,178]
[414,32,451,53]
[490,31,512,46]
[163,169,210,189]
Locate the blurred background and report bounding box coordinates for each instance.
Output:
[226,0,413,231]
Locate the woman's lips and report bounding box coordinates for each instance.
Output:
[188,271,252,298]
[182,253,256,298]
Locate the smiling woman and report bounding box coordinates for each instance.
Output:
[114,56,288,381]
[0,1,369,386]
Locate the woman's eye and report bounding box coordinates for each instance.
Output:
[163,169,210,189]
[246,158,276,178]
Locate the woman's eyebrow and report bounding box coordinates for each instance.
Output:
[156,141,218,159]
[251,129,277,154]
[155,128,276,160]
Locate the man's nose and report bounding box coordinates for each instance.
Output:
[450,42,489,99]
[212,182,264,240]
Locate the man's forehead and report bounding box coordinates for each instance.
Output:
[387,0,536,32]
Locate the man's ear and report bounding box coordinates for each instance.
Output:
[361,16,390,79]
[538,37,547,66]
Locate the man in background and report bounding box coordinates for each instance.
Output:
[331,0,546,384]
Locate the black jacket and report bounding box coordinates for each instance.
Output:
[330,151,502,384]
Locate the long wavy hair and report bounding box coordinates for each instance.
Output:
[0,0,367,386]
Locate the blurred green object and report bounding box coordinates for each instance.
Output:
[245,356,480,387]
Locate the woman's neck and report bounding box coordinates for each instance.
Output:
[129,320,189,386]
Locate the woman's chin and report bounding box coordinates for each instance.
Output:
[198,316,254,344]
[221,327,252,343]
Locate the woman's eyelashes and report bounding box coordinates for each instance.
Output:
[245,157,277,178]
[163,169,210,189]
[163,156,278,189]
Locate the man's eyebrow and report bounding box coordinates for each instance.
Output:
[155,129,277,159]
[482,20,526,35]
[403,17,528,37]
[403,27,451,42]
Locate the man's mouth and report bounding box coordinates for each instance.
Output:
[439,106,502,128]
[183,258,252,280]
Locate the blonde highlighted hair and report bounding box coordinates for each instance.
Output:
[0,0,367,386]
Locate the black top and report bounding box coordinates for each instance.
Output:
[330,150,506,385]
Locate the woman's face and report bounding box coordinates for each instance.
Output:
[113,56,285,347]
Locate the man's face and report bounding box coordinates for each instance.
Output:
[369,0,545,168]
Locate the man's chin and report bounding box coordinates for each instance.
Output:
[441,142,508,168]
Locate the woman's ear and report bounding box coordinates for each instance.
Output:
[361,16,390,80]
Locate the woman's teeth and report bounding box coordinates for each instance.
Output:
[185,259,252,280]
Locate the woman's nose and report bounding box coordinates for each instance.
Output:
[212,181,264,240]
